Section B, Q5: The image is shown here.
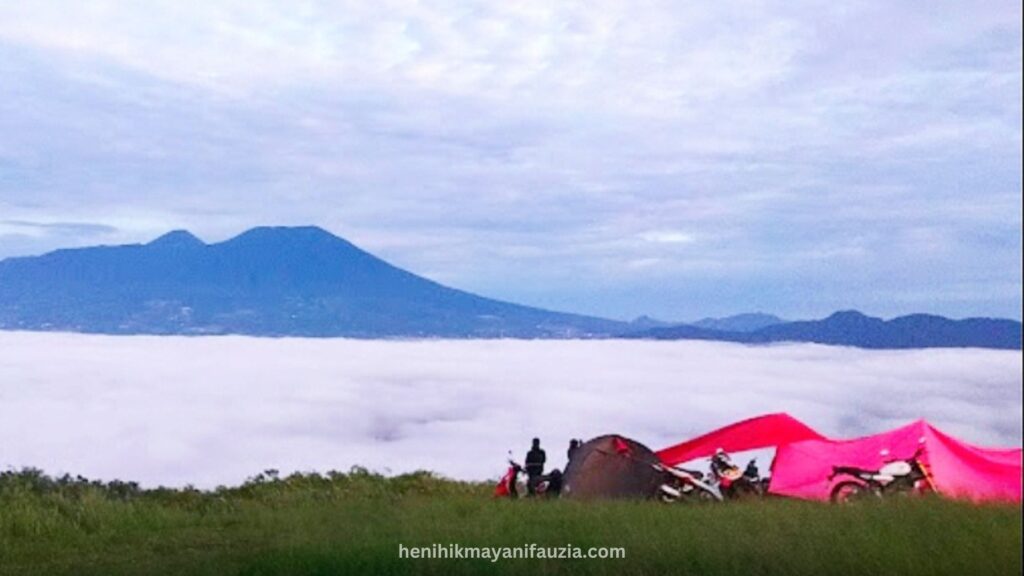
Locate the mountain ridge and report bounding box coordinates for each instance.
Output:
[626,310,1021,349]
[1,226,1019,348]
[691,312,785,332]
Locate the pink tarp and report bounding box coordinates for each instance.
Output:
[768,420,1022,502]
[656,413,1021,502]
[656,413,825,466]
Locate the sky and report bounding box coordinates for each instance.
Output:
[0,333,1019,487]
[0,1,1021,322]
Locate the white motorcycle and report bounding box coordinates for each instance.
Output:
[653,463,723,502]
[828,441,932,504]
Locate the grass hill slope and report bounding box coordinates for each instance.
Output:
[0,468,1019,576]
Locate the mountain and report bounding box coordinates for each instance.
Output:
[627,315,674,330]
[627,310,1022,350]
[691,312,784,332]
[3,228,1019,348]
[755,310,1022,349]
[0,226,628,338]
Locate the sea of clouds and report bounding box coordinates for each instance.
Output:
[0,332,1020,488]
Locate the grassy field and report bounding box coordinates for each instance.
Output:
[0,468,1020,576]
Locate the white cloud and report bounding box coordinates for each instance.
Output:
[0,333,1018,488]
[638,230,695,244]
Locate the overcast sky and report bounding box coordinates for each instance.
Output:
[0,2,1021,321]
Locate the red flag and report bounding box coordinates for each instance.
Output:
[613,436,632,455]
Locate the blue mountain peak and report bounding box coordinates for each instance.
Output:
[147,230,205,249]
[220,226,354,250]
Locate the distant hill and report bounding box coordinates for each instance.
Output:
[0,226,628,338]
[691,312,784,332]
[626,310,1022,350]
[627,315,674,330]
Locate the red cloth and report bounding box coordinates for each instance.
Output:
[769,420,1022,502]
[656,413,825,466]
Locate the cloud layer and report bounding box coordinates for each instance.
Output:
[0,333,1019,488]
[0,1,1021,320]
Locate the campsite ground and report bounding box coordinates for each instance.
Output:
[1,469,1020,576]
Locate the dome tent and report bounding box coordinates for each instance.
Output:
[562,435,664,499]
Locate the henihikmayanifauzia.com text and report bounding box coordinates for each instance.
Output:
[398,543,626,562]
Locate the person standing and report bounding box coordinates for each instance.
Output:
[567,439,581,462]
[525,438,546,495]
[565,439,581,474]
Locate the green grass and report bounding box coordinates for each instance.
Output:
[0,468,1020,576]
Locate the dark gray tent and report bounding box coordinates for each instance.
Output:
[562,434,664,499]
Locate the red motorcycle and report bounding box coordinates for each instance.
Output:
[708,449,765,499]
[494,458,524,498]
[494,452,561,498]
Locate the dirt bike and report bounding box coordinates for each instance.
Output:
[653,463,723,502]
[828,446,932,504]
[708,452,765,499]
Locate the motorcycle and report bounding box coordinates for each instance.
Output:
[828,444,932,504]
[653,463,723,502]
[494,452,561,499]
[494,458,524,498]
[708,450,765,499]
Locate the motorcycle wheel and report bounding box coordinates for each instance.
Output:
[830,481,879,504]
[733,480,763,499]
[680,484,722,503]
[695,488,720,503]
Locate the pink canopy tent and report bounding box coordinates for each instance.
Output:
[656,413,1021,503]
[656,413,825,466]
[769,420,1022,502]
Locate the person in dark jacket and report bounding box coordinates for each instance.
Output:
[544,468,563,498]
[565,439,581,474]
[525,438,546,495]
[567,439,581,462]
